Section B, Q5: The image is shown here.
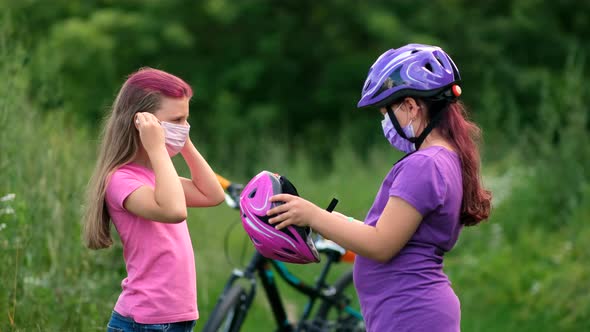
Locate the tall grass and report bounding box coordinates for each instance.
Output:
[445,50,590,331]
[0,23,123,331]
[2,23,590,332]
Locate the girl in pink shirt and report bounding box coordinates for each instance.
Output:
[83,67,225,332]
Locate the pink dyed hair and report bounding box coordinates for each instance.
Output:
[437,101,492,226]
[125,67,193,98]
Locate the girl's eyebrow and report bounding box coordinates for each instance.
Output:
[173,113,188,120]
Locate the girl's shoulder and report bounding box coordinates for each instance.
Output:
[391,146,460,183]
[414,145,457,159]
[115,163,152,175]
[108,163,153,185]
[399,146,458,168]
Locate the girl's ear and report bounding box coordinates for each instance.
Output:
[134,113,140,130]
[404,97,421,119]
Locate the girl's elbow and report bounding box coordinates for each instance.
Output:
[166,207,187,223]
[371,252,391,263]
[205,187,225,206]
[176,211,188,222]
[370,247,398,263]
[213,190,225,205]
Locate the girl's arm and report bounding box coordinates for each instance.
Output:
[179,139,225,207]
[125,112,188,223]
[268,195,422,262]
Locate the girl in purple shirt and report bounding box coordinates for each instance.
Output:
[267,44,492,331]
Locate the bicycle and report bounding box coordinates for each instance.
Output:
[201,175,365,332]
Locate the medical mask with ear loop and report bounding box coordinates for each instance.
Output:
[160,121,190,156]
[381,106,416,153]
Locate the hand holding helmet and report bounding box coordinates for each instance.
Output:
[267,194,325,231]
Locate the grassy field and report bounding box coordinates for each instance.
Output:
[2,32,590,332]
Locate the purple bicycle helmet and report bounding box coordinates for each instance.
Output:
[239,171,320,264]
[357,43,462,109]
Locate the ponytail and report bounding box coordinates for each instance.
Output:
[435,101,492,226]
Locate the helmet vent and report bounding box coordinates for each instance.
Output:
[371,68,403,99]
[283,248,296,255]
[275,252,288,259]
[411,49,420,54]
[424,63,433,72]
[281,227,299,241]
[248,189,257,198]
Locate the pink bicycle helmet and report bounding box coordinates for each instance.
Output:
[239,171,320,264]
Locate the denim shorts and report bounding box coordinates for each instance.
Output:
[107,311,196,332]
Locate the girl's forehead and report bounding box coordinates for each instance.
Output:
[156,97,190,116]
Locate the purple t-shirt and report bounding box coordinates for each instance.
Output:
[353,146,463,332]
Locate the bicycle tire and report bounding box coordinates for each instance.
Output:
[312,269,365,332]
[201,284,247,332]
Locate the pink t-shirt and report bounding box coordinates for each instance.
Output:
[105,163,198,324]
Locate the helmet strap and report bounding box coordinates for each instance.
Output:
[386,106,409,139]
[387,99,448,151]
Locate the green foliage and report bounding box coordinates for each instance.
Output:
[5,0,589,168]
[447,47,590,331]
[1,2,590,332]
[0,19,121,331]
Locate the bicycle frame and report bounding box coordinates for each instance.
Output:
[217,248,361,331]
[210,174,363,331]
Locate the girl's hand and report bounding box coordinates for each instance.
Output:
[180,135,194,155]
[135,112,165,154]
[267,194,324,230]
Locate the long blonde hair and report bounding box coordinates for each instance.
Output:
[83,67,193,249]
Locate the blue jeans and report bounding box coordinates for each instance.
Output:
[107,311,196,332]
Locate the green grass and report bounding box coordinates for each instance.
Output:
[2,27,590,332]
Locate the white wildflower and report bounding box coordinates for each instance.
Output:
[551,241,573,264]
[24,276,48,287]
[0,207,15,215]
[0,193,15,202]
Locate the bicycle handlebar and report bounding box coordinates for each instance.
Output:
[216,173,243,209]
[216,174,232,191]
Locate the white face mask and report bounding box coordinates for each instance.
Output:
[160,121,190,156]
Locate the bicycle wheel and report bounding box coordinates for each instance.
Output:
[312,269,365,332]
[201,284,248,332]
